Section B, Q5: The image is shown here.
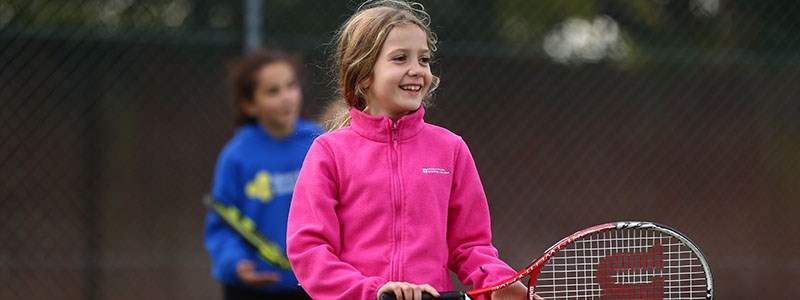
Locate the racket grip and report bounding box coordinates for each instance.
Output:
[379,291,466,300]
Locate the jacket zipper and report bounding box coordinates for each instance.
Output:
[390,122,401,280]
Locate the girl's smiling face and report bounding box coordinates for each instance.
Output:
[363,24,432,121]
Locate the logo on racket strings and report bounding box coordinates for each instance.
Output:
[597,243,664,299]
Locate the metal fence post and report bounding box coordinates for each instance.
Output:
[244,0,263,53]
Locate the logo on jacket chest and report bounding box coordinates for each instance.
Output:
[421,167,450,175]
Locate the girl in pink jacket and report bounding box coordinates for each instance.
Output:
[287,1,528,299]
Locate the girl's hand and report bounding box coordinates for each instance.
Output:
[377,281,439,300]
[236,260,281,287]
[491,281,542,300]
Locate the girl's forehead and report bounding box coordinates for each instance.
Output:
[257,61,294,76]
[255,62,295,84]
[383,24,430,50]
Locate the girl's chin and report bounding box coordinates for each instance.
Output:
[398,99,423,110]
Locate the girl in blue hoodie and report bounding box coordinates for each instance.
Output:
[204,49,323,300]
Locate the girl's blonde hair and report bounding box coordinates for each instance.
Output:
[327,0,440,131]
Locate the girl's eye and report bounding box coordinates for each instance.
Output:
[420,57,431,64]
[393,55,406,62]
[265,86,280,96]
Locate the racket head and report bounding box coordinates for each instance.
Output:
[528,221,713,300]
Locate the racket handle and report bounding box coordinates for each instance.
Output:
[379,291,467,300]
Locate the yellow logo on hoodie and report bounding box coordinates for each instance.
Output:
[245,171,272,202]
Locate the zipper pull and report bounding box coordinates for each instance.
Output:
[390,123,399,145]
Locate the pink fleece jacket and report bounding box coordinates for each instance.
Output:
[287,107,516,300]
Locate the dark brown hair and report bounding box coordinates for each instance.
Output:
[228,49,296,127]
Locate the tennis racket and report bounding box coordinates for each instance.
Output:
[381,221,713,300]
[203,195,293,270]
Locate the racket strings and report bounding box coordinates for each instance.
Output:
[532,228,709,300]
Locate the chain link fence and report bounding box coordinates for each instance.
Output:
[2,0,799,299]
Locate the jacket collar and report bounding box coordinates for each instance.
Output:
[349,107,426,142]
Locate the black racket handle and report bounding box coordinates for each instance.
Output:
[379,291,467,300]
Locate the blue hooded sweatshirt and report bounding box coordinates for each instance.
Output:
[204,119,322,293]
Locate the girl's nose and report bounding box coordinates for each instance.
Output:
[408,64,423,77]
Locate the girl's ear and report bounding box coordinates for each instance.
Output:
[240,99,256,117]
[360,77,371,90]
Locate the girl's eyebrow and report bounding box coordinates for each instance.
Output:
[386,47,431,55]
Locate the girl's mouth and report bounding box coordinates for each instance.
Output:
[400,84,421,91]
[400,84,422,95]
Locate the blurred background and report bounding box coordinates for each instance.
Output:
[1,0,799,299]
